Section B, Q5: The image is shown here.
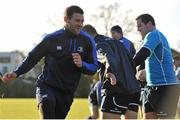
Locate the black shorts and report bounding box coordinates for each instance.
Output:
[142,84,180,117]
[36,83,73,119]
[100,92,140,115]
[88,81,102,106]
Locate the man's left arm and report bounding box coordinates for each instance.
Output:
[81,38,98,75]
[72,37,98,75]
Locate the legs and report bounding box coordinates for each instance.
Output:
[124,110,137,119]
[38,99,56,119]
[89,105,99,119]
[54,93,73,119]
[125,92,140,119]
[142,85,180,119]
[100,111,120,119]
[36,85,73,119]
[143,112,157,119]
[36,86,56,119]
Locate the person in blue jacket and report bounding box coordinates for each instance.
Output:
[110,25,136,57]
[2,5,98,119]
[83,24,140,119]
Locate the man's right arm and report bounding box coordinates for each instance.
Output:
[133,31,161,67]
[14,37,49,77]
[2,36,50,82]
[132,47,150,67]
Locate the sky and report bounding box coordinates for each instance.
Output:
[0,0,179,52]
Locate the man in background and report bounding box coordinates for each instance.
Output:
[110,25,136,57]
[133,13,179,119]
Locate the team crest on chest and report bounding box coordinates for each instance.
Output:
[77,46,84,53]
[56,46,62,50]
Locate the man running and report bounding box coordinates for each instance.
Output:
[2,6,98,119]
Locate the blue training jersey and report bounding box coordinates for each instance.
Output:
[142,29,178,86]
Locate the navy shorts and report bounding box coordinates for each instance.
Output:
[100,92,140,115]
[36,83,73,119]
[142,84,180,117]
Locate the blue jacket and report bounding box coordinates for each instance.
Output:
[14,28,98,94]
[119,37,136,57]
[97,40,140,95]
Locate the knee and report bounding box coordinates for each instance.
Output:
[143,112,157,119]
[41,98,55,108]
[91,114,98,119]
[38,99,56,119]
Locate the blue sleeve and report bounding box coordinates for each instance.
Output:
[143,31,161,54]
[81,34,98,75]
[14,35,50,77]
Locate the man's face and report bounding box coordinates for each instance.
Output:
[136,18,149,39]
[111,31,122,40]
[65,13,84,35]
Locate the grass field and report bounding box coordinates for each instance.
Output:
[0,98,90,119]
[0,98,179,119]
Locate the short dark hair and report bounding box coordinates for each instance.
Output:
[136,14,156,26]
[82,24,97,36]
[64,5,84,19]
[110,25,123,34]
[174,56,180,61]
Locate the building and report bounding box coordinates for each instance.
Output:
[0,51,37,78]
[0,51,24,74]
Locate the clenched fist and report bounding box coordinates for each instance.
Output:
[137,69,146,82]
[72,53,82,68]
[106,72,117,86]
[2,72,17,83]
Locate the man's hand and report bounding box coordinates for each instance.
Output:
[106,73,117,85]
[72,53,82,68]
[137,69,146,82]
[2,72,17,83]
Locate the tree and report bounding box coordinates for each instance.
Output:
[90,2,136,37]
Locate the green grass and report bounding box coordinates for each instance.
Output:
[0,98,90,119]
[1,98,179,119]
